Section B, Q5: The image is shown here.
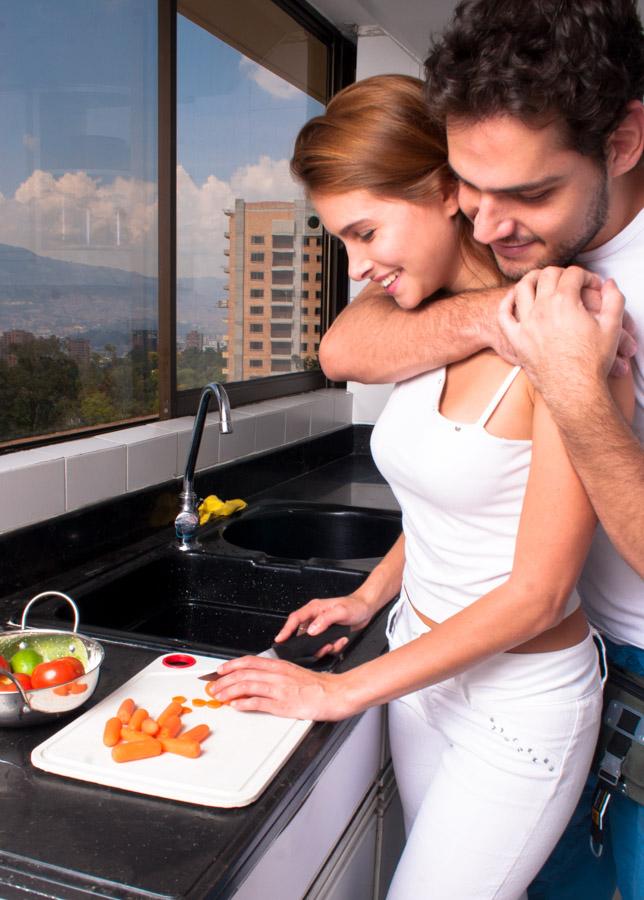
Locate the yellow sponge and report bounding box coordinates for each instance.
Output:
[198,495,247,525]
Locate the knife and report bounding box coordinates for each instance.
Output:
[198,623,353,680]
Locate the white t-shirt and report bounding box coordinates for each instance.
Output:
[576,207,644,649]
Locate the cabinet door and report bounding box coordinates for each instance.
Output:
[375,763,405,900]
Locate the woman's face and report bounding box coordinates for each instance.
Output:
[311,188,463,308]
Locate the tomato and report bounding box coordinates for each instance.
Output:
[0,655,10,673]
[31,658,81,690]
[10,647,43,675]
[57,656,85,677]
[0,672,32,692]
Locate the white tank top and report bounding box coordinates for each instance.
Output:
[371,366,580,622]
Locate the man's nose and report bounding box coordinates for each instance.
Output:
[347,250,373,282]
[471,196,516,245]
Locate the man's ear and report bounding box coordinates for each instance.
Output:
[606,100,644,177]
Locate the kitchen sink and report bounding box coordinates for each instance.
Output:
[211,502,401,563]
[22,548,370,660]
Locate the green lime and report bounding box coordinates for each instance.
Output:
[10,647,43,675]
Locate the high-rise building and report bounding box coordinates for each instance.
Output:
[223,199,322,381]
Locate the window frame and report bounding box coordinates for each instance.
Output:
[162,0,355,417]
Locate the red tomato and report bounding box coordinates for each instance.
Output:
[31,658,80,690]
[0,655,10,673]
[0,672,32,692]
[57,656,85,677]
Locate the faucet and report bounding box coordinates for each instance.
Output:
[175,382,233,550]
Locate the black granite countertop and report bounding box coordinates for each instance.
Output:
[0,430,400,899]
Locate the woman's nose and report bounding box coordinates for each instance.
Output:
[347,250,373,282]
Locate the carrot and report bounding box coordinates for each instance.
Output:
[172,695,187,703]
[180,706,192,715]
[141,716,160,736]
[206,699,223,709]
[156,700,183,727]
[159,714,182,738]
[112,738,162,763]
[121,726,155,743]
[54,684,71,696]
[129,707,148,731]
[192,698,206,707]
[103,717,122,747]
[180,723,211,744]
[117,698,135,724]
[159,737,201,758]
[69,681,88,694]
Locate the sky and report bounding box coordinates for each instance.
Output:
[0,1,324,279]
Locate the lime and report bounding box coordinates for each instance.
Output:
[10,647,43,675]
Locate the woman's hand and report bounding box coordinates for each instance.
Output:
[211,655,353,721]
[273,592,376,659]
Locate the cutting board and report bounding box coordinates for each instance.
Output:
[31,652,313,808]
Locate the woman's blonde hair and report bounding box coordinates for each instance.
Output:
[291,74,499,280]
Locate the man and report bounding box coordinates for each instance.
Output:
[319,1,643,897]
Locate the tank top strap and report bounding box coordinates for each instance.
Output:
[477,366,523,427]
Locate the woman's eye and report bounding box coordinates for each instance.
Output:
[359,229,375,241]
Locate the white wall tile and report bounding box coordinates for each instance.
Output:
[0,456,65,532]
[101,426,179,492]
[285,401,313,443]
[254,411,286,453]
[310,393,335,435]
[64,441,127,511]
[218,413,256,464]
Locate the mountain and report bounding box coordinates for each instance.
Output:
[0,244,228,341]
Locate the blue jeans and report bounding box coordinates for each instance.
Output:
[528,639,644,900]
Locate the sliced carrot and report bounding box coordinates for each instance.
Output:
[206,699,223,709]
[159,737,201,758]
[180,706,192,715]
[129,707,148,731]
[159,714,182,738]
[69,681,88,694]
[117,698,136,724]
[141,716,160,736]
[192,698,206,707]
[103,717,122,747]
[112,738,162,763]
[172,695,187,704]
[180,723,211,744]
[121,726,156,743]
[156,700,183,727]
[54,684,71,696]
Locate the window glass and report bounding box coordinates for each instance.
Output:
[0,0,157,446]
[176,0,326,388]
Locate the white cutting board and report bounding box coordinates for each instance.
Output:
[31,652,313,808]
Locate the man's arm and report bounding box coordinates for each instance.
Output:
[499,267,643,576]
[320,282,513,383]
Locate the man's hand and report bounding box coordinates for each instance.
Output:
[498,266,636,398]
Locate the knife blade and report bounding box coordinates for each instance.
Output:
[198,623,352,680]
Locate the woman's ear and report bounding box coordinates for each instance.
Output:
[606,100,644,177]
[441,180,460,217]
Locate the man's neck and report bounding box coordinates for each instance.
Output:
[586,167,644,252]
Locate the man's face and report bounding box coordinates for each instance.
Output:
[447,115,610,280]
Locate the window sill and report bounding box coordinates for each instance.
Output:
[0,389,353,535]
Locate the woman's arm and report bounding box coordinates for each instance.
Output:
[272,533,406,656]
[213,376,633,720]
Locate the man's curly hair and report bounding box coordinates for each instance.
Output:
[424,0,644,160]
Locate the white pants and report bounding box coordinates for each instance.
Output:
[385,595,604,900]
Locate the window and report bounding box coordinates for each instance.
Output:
[273,235,293,249]
[315,307,321,315]
[271,289,293,302]
[250,305,264,315]
[315,291,321,299]
[301,342,308,352]
[249,359,263,368]
[249,323,263,334]
[271,306,292,319]
[315,272,322,282]
[271,341,291,355]
[302,273,309,282]
[302,291,309,299]
[301,324,308,333]
[249,341,263,350]
[316,237,322,246]
[316,255,322,262]
[303,254,310,262]
[1,0,353,448]
[303,237,309,247]
[250,289,264,298]
[271,359,291,372]
[272,270,293,285]
[314,324,321,333]
[272,252,293,266]
[271,323,292,338]
[302,307,309,316]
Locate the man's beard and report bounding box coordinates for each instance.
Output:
[495,170,610,282]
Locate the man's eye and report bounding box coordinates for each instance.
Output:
[518,191,552,203]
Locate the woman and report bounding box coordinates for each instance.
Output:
[212,76,634,898]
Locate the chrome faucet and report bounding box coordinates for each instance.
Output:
[175,382,233,550]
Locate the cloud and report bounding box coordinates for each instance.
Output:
[239,57,300,100]
[0,156,305,279]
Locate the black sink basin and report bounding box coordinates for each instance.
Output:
[213,503,401,563]
[24,549,369,660]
